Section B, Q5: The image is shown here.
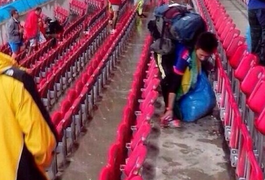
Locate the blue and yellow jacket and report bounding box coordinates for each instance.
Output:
[0,52,57,180]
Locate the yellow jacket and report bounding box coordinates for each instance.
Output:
[0,52,57,180]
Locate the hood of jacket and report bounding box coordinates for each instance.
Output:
[0,52,22,73]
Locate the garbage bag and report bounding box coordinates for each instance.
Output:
[178,71,216,122]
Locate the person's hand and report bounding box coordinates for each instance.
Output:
[161,109,173,121]
[19,28,23,33]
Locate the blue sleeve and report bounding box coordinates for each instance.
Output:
[173,47,190,75]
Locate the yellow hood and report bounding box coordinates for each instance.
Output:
[0,52,26,73]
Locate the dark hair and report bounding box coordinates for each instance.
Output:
[195,32,218,53]
[10,9,18,17]
[35,7,42,12]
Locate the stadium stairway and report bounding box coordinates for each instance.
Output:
[58,7,152,180]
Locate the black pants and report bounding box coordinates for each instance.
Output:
[248,8,265,65]
[160,77,181,119]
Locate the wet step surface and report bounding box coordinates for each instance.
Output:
[154,103,236,180]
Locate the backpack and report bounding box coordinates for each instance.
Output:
[149,4,206,54]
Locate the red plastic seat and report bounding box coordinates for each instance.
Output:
[107,143,122,180]
[67,89,78,103]
[129,122,151,151]
[222,29,241,50]
[229,102,242,151]
[240,66,265,97]
[236,124,263,180]
[122,143,147,177]
[247,80,265,114]
[220,23,236,42]
[234,53,258,82]
[99,166,112,180]
[236,124,253,177]
[229,44,247,69]
[61,100,71,114]
[226,36,245,58]
[255,107,265,135]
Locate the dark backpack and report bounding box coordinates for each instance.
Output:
[149,4,206,54]
[169,12,206,46]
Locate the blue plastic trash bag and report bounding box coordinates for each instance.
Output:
[178,72,216,122]
[246,25,251,52]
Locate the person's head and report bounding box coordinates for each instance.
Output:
[10,9,19,20]
[44,17,52,25]
[195,32,218,61]
[35,7,42,15]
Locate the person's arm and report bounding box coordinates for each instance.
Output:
[14,75,56,169]
[166,73,182,110]
[162,48,189,120]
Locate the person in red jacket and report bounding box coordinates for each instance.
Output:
[24,7,42,54]
[108,0,121,34]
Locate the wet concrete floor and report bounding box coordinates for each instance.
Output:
[154,97,236,180]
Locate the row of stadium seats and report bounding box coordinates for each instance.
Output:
[98,28,162,179]
[44,2,135,179]
[195,0,265,179]
[34,0,131,111]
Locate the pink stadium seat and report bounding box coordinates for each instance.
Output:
[222,29,241,50]
[236,124,253,177]
[229,44,247,69]
[234,53,258,82]
[107,143,122,180]
[220,23,236,42]
[127,122,151,151]
[255,107,265,135]
[236,124,263,180]
[121,143,147,177]
[240,66,265,97]
[99,166,112,180]
[247,80,265,114]
[226,36,245,58]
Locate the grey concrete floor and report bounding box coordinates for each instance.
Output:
[154,100,236,180]
[58,18,150,180]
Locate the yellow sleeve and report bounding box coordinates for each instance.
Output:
[15,83,56,169]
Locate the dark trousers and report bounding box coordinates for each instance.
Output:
[160,77,181,119]
[248,8,265,65]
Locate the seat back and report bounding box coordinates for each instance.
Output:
[131,122,151,150]
[99,166,112,180]
[255,107,265,135]
[229,44,247,69]
[223,29,241,50]
[123,144,147,177]
[240,66,265,97]
[247,80,265,114]
[107,143,122,180]
[234,53,258,82]
[226,36,245,58]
